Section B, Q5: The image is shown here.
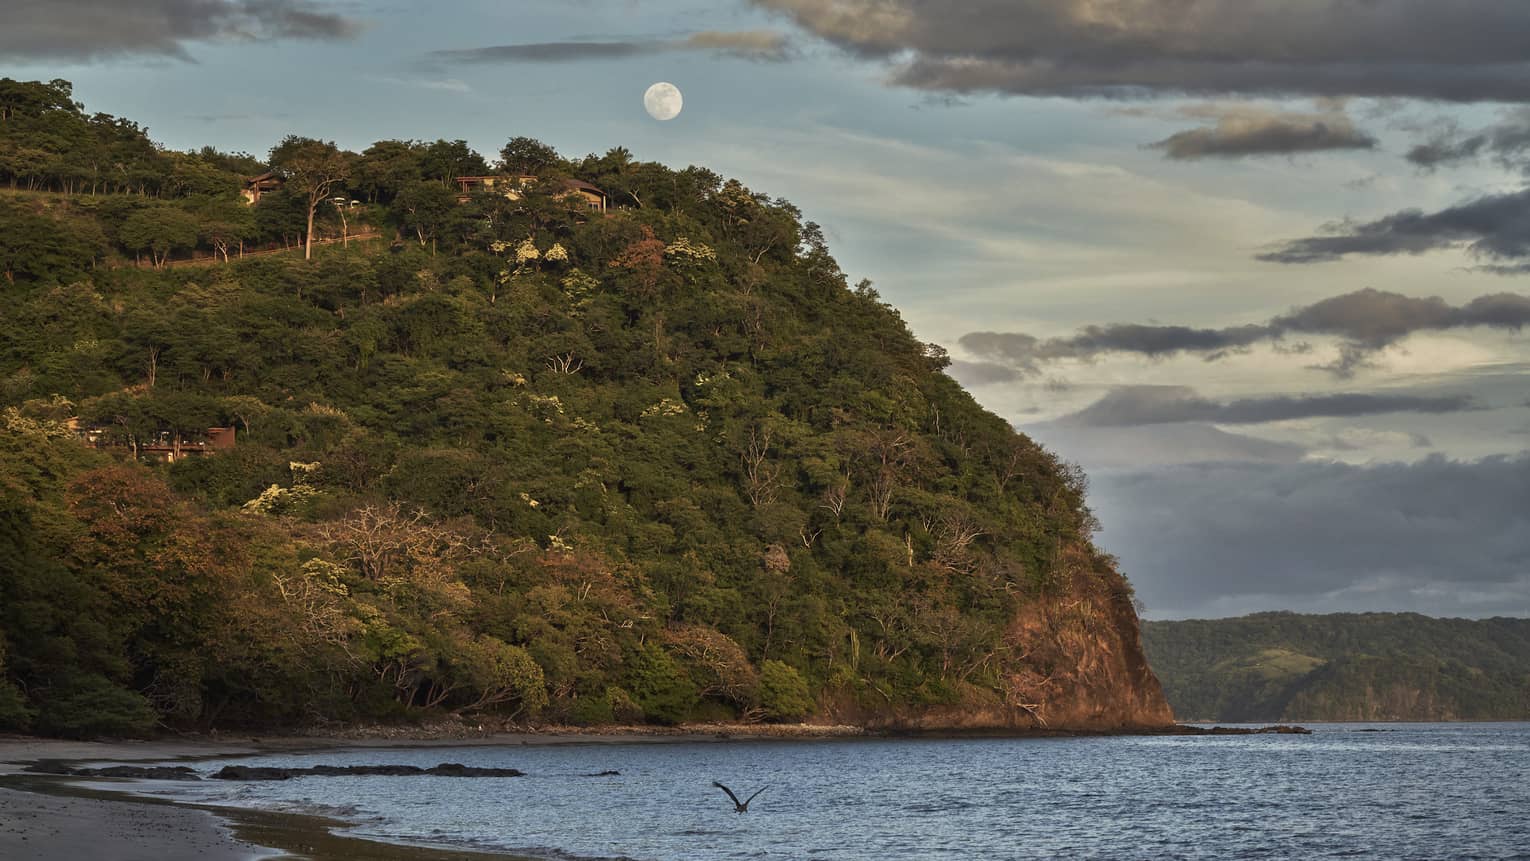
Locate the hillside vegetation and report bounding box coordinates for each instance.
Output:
[1143,613,1530,721]
[0,78,1169,737]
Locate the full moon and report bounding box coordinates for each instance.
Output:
[644,82,683,121]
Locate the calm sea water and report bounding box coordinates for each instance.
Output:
[126,723,1530,860]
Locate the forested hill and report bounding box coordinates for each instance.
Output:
[0,78,1170,738]
[1143,613,1530,722]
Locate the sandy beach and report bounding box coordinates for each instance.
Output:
[0,785,265,861]
[0,735,531,860]
[0,727,863,860]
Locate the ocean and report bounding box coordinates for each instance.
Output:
[128,723,1530,860]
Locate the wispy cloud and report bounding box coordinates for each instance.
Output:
[960,288,1530,379]
[0,0,361,62]
[367,75,472,93]
[1261,189,1530,272]
[1149,105,1378,160]
[428,30,791,65]
[1055,385,1479,428]
[1407,108,1530,172]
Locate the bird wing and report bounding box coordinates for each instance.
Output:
[744,785,769,806]
[713,781,743,807]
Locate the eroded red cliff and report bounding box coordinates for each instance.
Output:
[826,549,1175,733]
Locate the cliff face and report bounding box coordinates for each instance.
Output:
[829,559,1175,732]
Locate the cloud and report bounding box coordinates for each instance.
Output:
[429,30,791,65]
[366,75,472,93]
[945,360,1020,387]
[959,288,1530,379]
[959,324,1271,374]
[1024,421,1308,469]
[681,30,792,60]
[1407,109,1530,171]
[1150,106,1378,160]
[751,0,1530,102]
[1057,386,1478,427]
[0,0,360,62]
[1081,454,1530,619]
[1259,189,1530,270]
[429,41,652,63]
[187,111,291,123]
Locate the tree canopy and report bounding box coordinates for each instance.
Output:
[0,79,1147,737]
[1143,613,1530,721]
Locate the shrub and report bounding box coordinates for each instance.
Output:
[626,646,696,726]
[605,686,645,724]
[0,640,32,731]
[759,660,815,722]
[0,679,31,731]
[36,675,158,738]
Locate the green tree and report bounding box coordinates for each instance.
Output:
[391,180,458,254]
[499,136,559,176]
[269,135,354,260]
[0,200,103,283]
[191,195,257,261]
[0,637,33,731]
[119,204,199,268]
[354,139,425,203]
[422,139,488,183]
[758,660,815,721]
[626,645,698,726]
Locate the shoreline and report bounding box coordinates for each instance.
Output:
[1,775,530,861]
[0,722,1320,860]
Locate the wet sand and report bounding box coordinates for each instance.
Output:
[0,785,265,861]
[0,736,545,860]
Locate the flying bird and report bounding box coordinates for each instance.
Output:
[713,780,768,813]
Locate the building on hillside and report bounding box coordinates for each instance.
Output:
[242,171,283,205]
[454,174,528,199]
[74,423,237,463]
[454,175,608,212]
[558,179,609,213]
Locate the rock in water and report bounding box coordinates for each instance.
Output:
[209,763,526,780]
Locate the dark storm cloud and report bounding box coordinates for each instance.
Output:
[1260,189,1530,269]
[0,0,360,62]
[959,324,1270,373]
[959,289,1530,379]
[1407,109,1530,171]
[751,0,1530,102]
[429,31,791,65]
[1150,108,1378,160]
[1058,386,1477,428]
[1081,455,1530,619]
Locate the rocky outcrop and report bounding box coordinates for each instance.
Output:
[1172,725,1313,735]
[26,761,528,781]
[825,557,1176,733]
[209,762,525,780]
[26,763,202,780]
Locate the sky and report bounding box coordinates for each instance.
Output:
[5,0,1529,620]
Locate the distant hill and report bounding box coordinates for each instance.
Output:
[1143,612,1530,721]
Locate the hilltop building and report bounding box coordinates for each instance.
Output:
[242,172,283,205]
[454,175,608,212]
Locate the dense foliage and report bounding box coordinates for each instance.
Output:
[1143,613,1530,721]
[0,79,1122,737]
